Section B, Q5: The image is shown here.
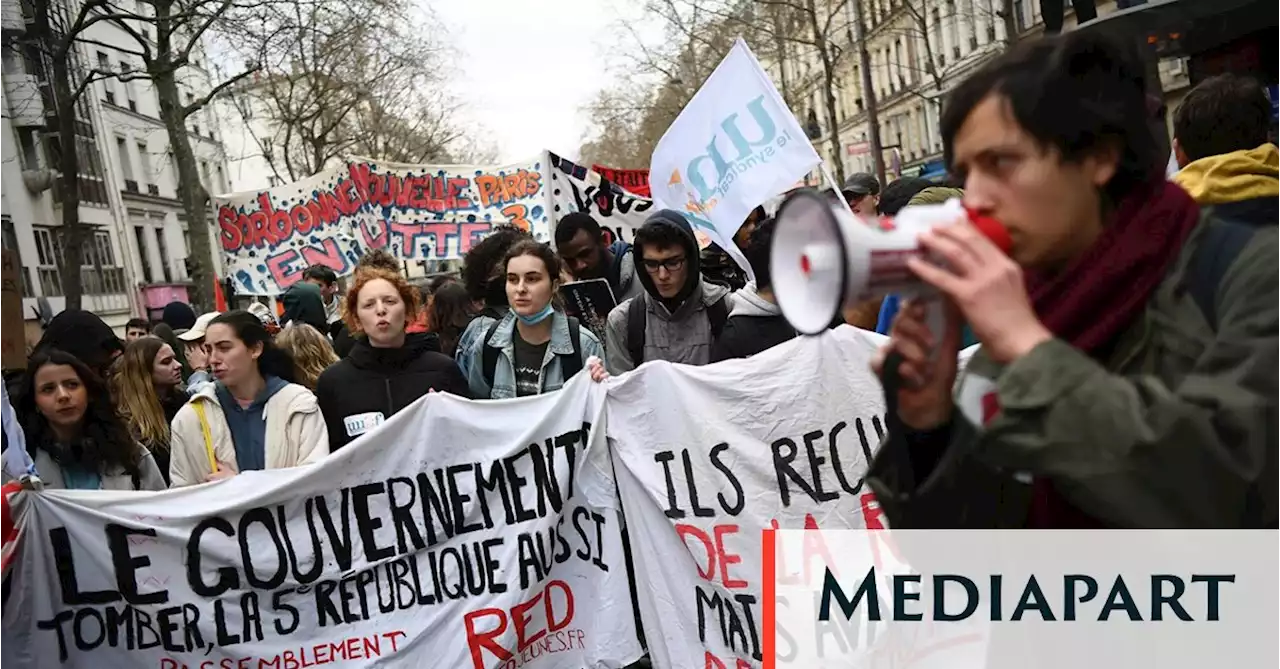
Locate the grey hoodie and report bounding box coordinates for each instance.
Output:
[604,210,733,374]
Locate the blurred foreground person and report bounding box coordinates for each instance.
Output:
[867,30,1277,529]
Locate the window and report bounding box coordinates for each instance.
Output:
[116,136,135,184]
[216,165,227,194]
[134,225,154,283]
[120,60,136,111]
[82,230,126,295]
[152,215,171,282]
[18,128,39,170]
[136,141,149,187]
[98,52,116,105]
[33,227,63,296]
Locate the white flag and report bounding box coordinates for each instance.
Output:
[649,38,821,279]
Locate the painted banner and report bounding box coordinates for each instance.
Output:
[606,327,976,668]
[214,157,552,295]
[1,379,642,669]
[547,153,653,248]
[649,38,822,282]
[591,166,650,198]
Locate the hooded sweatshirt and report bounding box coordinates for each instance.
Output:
[603,209,733,374]
[280,282,328,333]
[214,375,290,472]
[710,281,796,362]
[1173,143,1279,227]
[606,240,645,304]
[315,332,470,451]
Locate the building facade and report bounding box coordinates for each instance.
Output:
[1,0,228,348]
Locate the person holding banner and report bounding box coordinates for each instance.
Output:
[4,349,165,491]
[168,311,328,487]
[459,240,603,399]
[866,30,1278,529]
[314,258,470,452]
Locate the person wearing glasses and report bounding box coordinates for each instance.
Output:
[603,209,736,375]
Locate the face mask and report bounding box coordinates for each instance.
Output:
[514,303,554,325]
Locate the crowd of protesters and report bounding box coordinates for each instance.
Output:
[1,30,1275,528]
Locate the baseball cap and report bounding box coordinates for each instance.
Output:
[177,312,221,342]
[841,172,881,197]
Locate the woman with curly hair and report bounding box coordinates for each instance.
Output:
[111,337,186,484]
[315,254,470,452]
[275,323,338,390]
[4,349,166,490]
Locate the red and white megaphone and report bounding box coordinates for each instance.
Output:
[770,190,1012,335]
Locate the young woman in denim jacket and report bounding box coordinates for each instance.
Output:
[459,241,605,399]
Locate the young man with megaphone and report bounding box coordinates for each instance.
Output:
[864,29,1277,529]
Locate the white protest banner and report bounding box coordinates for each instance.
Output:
[546,152,654,248]
[649,38,821,279]
[605,327,976,668]
[214,156,552,295]
[1,378,642,669]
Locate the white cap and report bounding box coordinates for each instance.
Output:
[177,312,221,341]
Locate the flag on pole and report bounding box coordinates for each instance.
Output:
[649,38,822,280]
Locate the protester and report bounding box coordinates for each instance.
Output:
[315,260,468,452]
[32,309,124,381]
[169,311,328,487]
[460,241,602,398]
[554,212,645,304]
[111,336,186,484]
[1172,73,1278,227]
[604,210,733,374]
[456,225,534,378]
[177,312,220,396]
[160,301,197,332]
[247,301,282,336]
[300,265,343,331]
[125,318,151,342]
[406,283,430,334]
[280,280,328,334]
[275,324,338,391]
[866,30,1278,529]
[150,322,191,380]
[427,281,476,359]
[877,177,933,216]
[837,172,881,218]
[711,216,841,361]
[4,349,165,490]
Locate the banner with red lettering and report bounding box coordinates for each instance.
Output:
[604,327,975,668]
[590,166,650,198]
[1,379,642,669]
[214,157,552,295]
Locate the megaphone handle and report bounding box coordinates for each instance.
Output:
[879,350,917,495]
[923,297,947,361]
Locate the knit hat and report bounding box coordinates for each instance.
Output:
[160,301,197,330]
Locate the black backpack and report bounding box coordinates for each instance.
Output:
[626,296,729,366]
[1186,216,1256,330]
[481,316,584,391]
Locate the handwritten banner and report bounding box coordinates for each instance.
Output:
[591,166,650,198]
[214,158,552,295]
[1,380,641,669]
[547,153,654,248]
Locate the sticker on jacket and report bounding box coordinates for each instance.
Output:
[344,411,385,437]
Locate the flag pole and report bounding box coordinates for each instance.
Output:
[819,163,855,217]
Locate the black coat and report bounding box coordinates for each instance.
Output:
[710,313,798,362]
[314,333,471,452]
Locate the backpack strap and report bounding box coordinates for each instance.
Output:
[626,297,647,367]
[707,296,729,338]
[559,317,584,380]
[1186,217,1255,331]
[480,317,504,390]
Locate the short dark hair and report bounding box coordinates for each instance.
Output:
[632,222,689,258]
[125,318,151,332]
[1174,74,1272,162]
[744,217,777,290]
[504,240,564,282]
[554,212,603,247]
[462,225,532,302]
[878,178,933,216]
[302,265,338,285]
[940,30,1159,204]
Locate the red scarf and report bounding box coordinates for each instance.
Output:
[1017,181,1201,527]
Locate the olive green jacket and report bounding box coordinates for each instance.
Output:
[868,214,1278,528]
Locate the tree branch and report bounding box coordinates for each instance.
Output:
[183,66,259,118]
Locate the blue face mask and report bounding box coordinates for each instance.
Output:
[514,303,555,325]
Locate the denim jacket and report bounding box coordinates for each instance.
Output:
[459,310,603,399]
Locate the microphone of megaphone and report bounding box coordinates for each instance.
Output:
[770,190,1011,335]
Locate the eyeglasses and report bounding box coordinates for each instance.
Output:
[642,256,687,274]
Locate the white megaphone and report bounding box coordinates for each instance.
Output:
[771,190,1012,336]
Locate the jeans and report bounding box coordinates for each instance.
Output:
[1040,0,1098,34]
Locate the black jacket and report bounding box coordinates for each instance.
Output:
[314,333,471,452]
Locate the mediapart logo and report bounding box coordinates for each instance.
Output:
[679,95,795,206]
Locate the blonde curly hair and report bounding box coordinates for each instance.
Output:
[274,323,338,390]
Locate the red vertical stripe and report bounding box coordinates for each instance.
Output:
[761,528,776,669]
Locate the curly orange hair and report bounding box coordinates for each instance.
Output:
[343,266,421,336]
